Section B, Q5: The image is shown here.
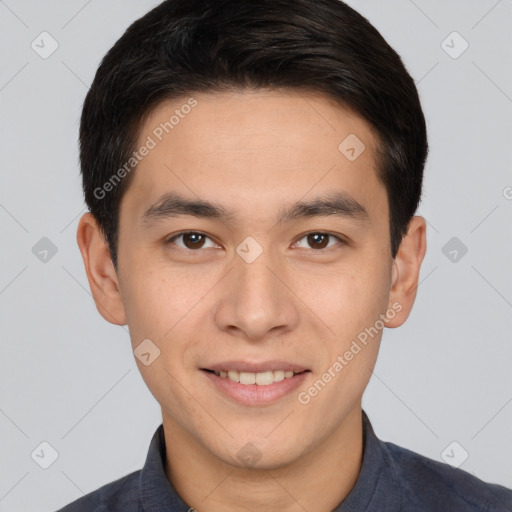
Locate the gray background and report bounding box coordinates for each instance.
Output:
[0,1,511,511]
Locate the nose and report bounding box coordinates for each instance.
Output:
[213,249,300,342]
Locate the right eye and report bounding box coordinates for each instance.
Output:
[165,231,220,251]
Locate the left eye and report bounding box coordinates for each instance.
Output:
[166,232,219,250]
[293,232,343,250]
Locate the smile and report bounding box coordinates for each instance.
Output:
[201,366,311,406]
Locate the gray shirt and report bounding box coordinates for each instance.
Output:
[56,409,512,511]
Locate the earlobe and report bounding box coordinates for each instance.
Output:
[76,212,127,326]
[385,216,427,328]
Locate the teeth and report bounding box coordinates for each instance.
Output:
[256,371,274,385]
[273,370,285,382]
[240,372,256,385]
[228,370,240,383]
[213,369,302,386]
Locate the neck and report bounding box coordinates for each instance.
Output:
[163,406,364,512]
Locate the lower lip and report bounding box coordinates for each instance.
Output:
[202,370,310,406]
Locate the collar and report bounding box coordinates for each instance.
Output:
[139,409,401,511]
[334,409,402,511]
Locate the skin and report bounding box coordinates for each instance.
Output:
[77,89,426,512]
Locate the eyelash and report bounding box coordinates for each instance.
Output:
[165,231,346,252]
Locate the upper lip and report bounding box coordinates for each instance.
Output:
[202,360,309,373]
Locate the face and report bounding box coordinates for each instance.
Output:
[81,89,419,470]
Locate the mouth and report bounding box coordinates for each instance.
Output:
[201,368,309,386]
[200,362,311,405]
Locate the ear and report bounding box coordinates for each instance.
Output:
[76,212,127,325]
[385,216,427,328]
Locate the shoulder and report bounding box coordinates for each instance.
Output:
[383,440,512,511]
[55,470,141,512]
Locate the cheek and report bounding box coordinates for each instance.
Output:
[121,264,212,383]
[121,261,200,340]
[124,271,203,417]
[309,260,391,337]
[301,269,388,412]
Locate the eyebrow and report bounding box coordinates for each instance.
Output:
[140,191,369,228]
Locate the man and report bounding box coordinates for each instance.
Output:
[58,0,512,510]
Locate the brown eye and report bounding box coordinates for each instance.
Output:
[294,232,343,250]
[307,233,329,249]
[167,232,218,250]
[182,233,205,249]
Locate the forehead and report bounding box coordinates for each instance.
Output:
[121,89,387,226]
